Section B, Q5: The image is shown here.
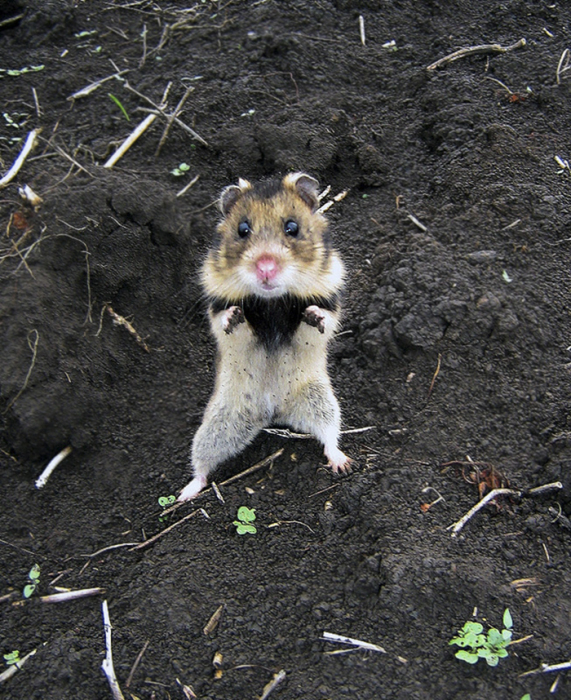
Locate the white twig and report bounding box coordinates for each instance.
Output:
[521,658,571,676]
[322,631,386,654]
[101,600,126,700]
[35,446,72,489]
[68,70,130,100]
[408,213,427,231]
[176,173,200,197]
[448,482,563,537]
[358,15,366,46]
[103,114,157,168]
[259,669,286,700]
[41,587,104,603]
[427,38,526,70]
[556,48,570,85]
[0,129,40,189]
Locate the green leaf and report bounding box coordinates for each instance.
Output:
[178,163,190,172]
[503,608,513,630]
[485,654,500,667]
[455,650,479,664]
[487,628,503,646]
[520,694,531,700]
[158,495,176,508]
[234,522,257,535]
[28,564,41,581]
[108,93,130,121]
[496,647,508,658]
[23,583,36,598]
[477,647,492,658]
[463,621,483,635]
[4,651,20,665]
[502,629,513,642]
[237,506,256,523]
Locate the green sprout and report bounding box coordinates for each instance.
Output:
[158,495,176,522]
[233,506,257,535]
[23,564,40,599]
[3,650,20,666]
[450,609,513,667]
[108,93,130,121]
[171,162,191,177]
[0,65,44,78]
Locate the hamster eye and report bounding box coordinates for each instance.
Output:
[284,219,299,237]
[237,220,251,238]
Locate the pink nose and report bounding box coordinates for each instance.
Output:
[255,255,279,282]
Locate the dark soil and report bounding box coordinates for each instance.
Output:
[1,1,570,698]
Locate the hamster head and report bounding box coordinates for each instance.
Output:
[202,173,344,301]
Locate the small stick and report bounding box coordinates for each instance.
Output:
[427,353,442,400]
[259,669,286,700]
[556,48,570,85]
[35,445,72,489]
[40,587,104,603]
[32,87,42,118]
[155,85,194,156]
[520,658,571,677]
[130,508,205,551]
[103,113,157,169]
[322,631,386,654]
[82,542,140,559]
[408,213,427,231]
[448,482,563,537]
[176,173,200,198]
[4,330,40,413]
[67,70,130,100]
[0,129,40,189]
[358,15,366,46]
[125,639,149,688]
[139,23,148,69]
[427,38,526,71]
[106,305,150,352]
[101,600,126,700]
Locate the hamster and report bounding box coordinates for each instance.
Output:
[177,172,351,501]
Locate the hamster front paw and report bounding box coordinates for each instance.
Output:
[326,448,352,474]
[222,305,245,334]
[302,305,325,334]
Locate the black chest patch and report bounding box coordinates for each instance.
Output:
[210,294,338,352]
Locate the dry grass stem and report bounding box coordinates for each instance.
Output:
[4,329,39,412]
[130,508,205,551]
[176,173,200,197]
[448,481,563,537]
[125,639,150,688]
[103,113,157,168]
[40,588,104,603]
[556,48,570,84]
[259,669,287,700]
[0,647,38,684]
[106,305,150,352]
[101,600,126,700]
[427,38,526,70]
[67,69,130,100]
[322,631,386,653]
[35,445,72,489]
[0,129,40,189]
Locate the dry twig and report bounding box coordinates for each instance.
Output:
[0,129,40,189]
[101,600,126,700]
[448,481,563,537]
[103,113,157,168]
[427,38,526,71]
[35,446,73,489]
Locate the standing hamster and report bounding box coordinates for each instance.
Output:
[177,172,351,501]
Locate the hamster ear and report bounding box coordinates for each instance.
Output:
[219,178,252,215]
[283,172,320,211]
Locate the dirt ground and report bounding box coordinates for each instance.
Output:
[1,1,570,698]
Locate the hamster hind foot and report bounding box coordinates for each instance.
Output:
[177,474,207,502]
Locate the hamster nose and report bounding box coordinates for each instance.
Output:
[255,255,279,281]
